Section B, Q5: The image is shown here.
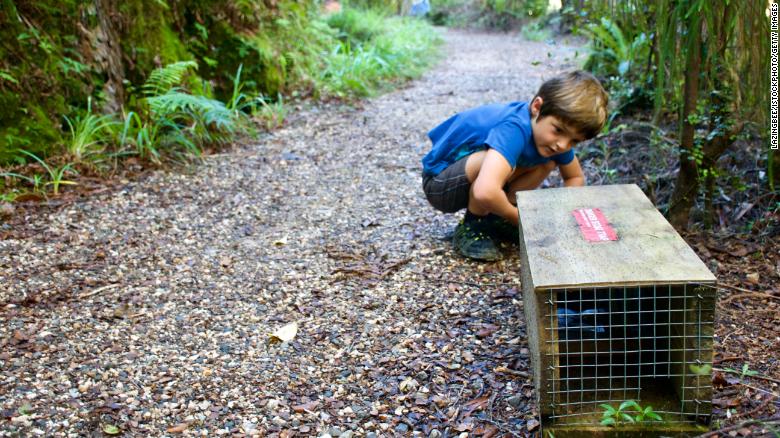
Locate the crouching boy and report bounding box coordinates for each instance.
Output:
[421,71,608,261]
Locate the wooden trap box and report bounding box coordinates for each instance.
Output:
[515,184,716,437]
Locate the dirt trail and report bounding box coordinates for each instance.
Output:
[1,29,582,436]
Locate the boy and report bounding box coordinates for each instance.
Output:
[421,70,608,261]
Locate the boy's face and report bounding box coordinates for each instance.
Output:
[529,97,585,158]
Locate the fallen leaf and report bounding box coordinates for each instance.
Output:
[269,321,298,343]
[478,424,500,438]
[454,419,475,431]
[13,193,43,203]
[102,424,120,435]
[476,324,498,338]
[462,395,489,416]
[713,372,728,387]
[273,235,288,246]
[167,423,189,433]
[292,400,319,413]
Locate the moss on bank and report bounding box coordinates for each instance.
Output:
[0,1,441,170]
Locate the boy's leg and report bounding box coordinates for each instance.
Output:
[504,161,556,204]
[422,152,501,261]
[462,159,555,245]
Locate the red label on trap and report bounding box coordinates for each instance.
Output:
[572,208,617,242]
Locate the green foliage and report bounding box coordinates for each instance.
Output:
[1,0,442,196]
[327,7,384,45]
[689,363,712,376]
[63,98,117,163]
[581,17,649,79]
[254,95,287,131]
[142,61,199,97]
[320,10,441,98]
[147,92,240,142]
[12,150,78,195]
[342,0,402,14]
[520,19,552,42]
[722,363,759,380]
[428,0,546,29]
[600,400,662,427]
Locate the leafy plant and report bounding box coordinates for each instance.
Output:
[142,61,199,97]
[254,95,287,130]
[722,363,759,380]
[15,150,77,195]
[64,98,116,163]
[600,400,662,427]
[521,19,552,42]
[320,11,441,98]
[581,17,649,78]
[689,363,712,376]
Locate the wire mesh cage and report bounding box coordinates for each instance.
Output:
[516,185,716,436]
[544,283,715,426]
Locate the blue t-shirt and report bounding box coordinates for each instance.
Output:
[421,101,575,176]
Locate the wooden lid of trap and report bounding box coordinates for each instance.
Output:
[515,184,716,289]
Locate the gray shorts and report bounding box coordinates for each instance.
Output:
[422,157,470,213]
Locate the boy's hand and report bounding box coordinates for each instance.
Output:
[560,156,586,187]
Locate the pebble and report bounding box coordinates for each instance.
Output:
[0,203,14,218]
[507,395,524,408]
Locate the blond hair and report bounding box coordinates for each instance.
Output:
[533,71,609,139]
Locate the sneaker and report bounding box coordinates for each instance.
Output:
[483,214,520,244]
[452,215,502,261]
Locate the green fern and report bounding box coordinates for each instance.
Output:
[146,92,238,133]
[142,61,198,97]
[581,17,648,77]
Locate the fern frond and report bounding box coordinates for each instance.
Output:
[146,92,240,134]
[142,61,198,97]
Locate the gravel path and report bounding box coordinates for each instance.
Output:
[1,29,582,437]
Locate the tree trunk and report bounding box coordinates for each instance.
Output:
[93,0,125,114]
[667,5,702,229]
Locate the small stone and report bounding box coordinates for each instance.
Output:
[328,427,342,436]
[339,431,353,438]
[395,423,409,433]
[266,399,280,410]
[242,421,256,432]
[429,430,441,438]
[507,395,524,408]
[746,272,760,284]
[527,419,540,431]
[365,433,377,438]
[0,203,14,218]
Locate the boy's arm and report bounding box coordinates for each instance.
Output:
[559,156,586,187]
[471,149,519,226]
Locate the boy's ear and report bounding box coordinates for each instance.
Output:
[530,96,543,118]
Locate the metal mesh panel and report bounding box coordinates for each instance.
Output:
[542,283,715,425]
